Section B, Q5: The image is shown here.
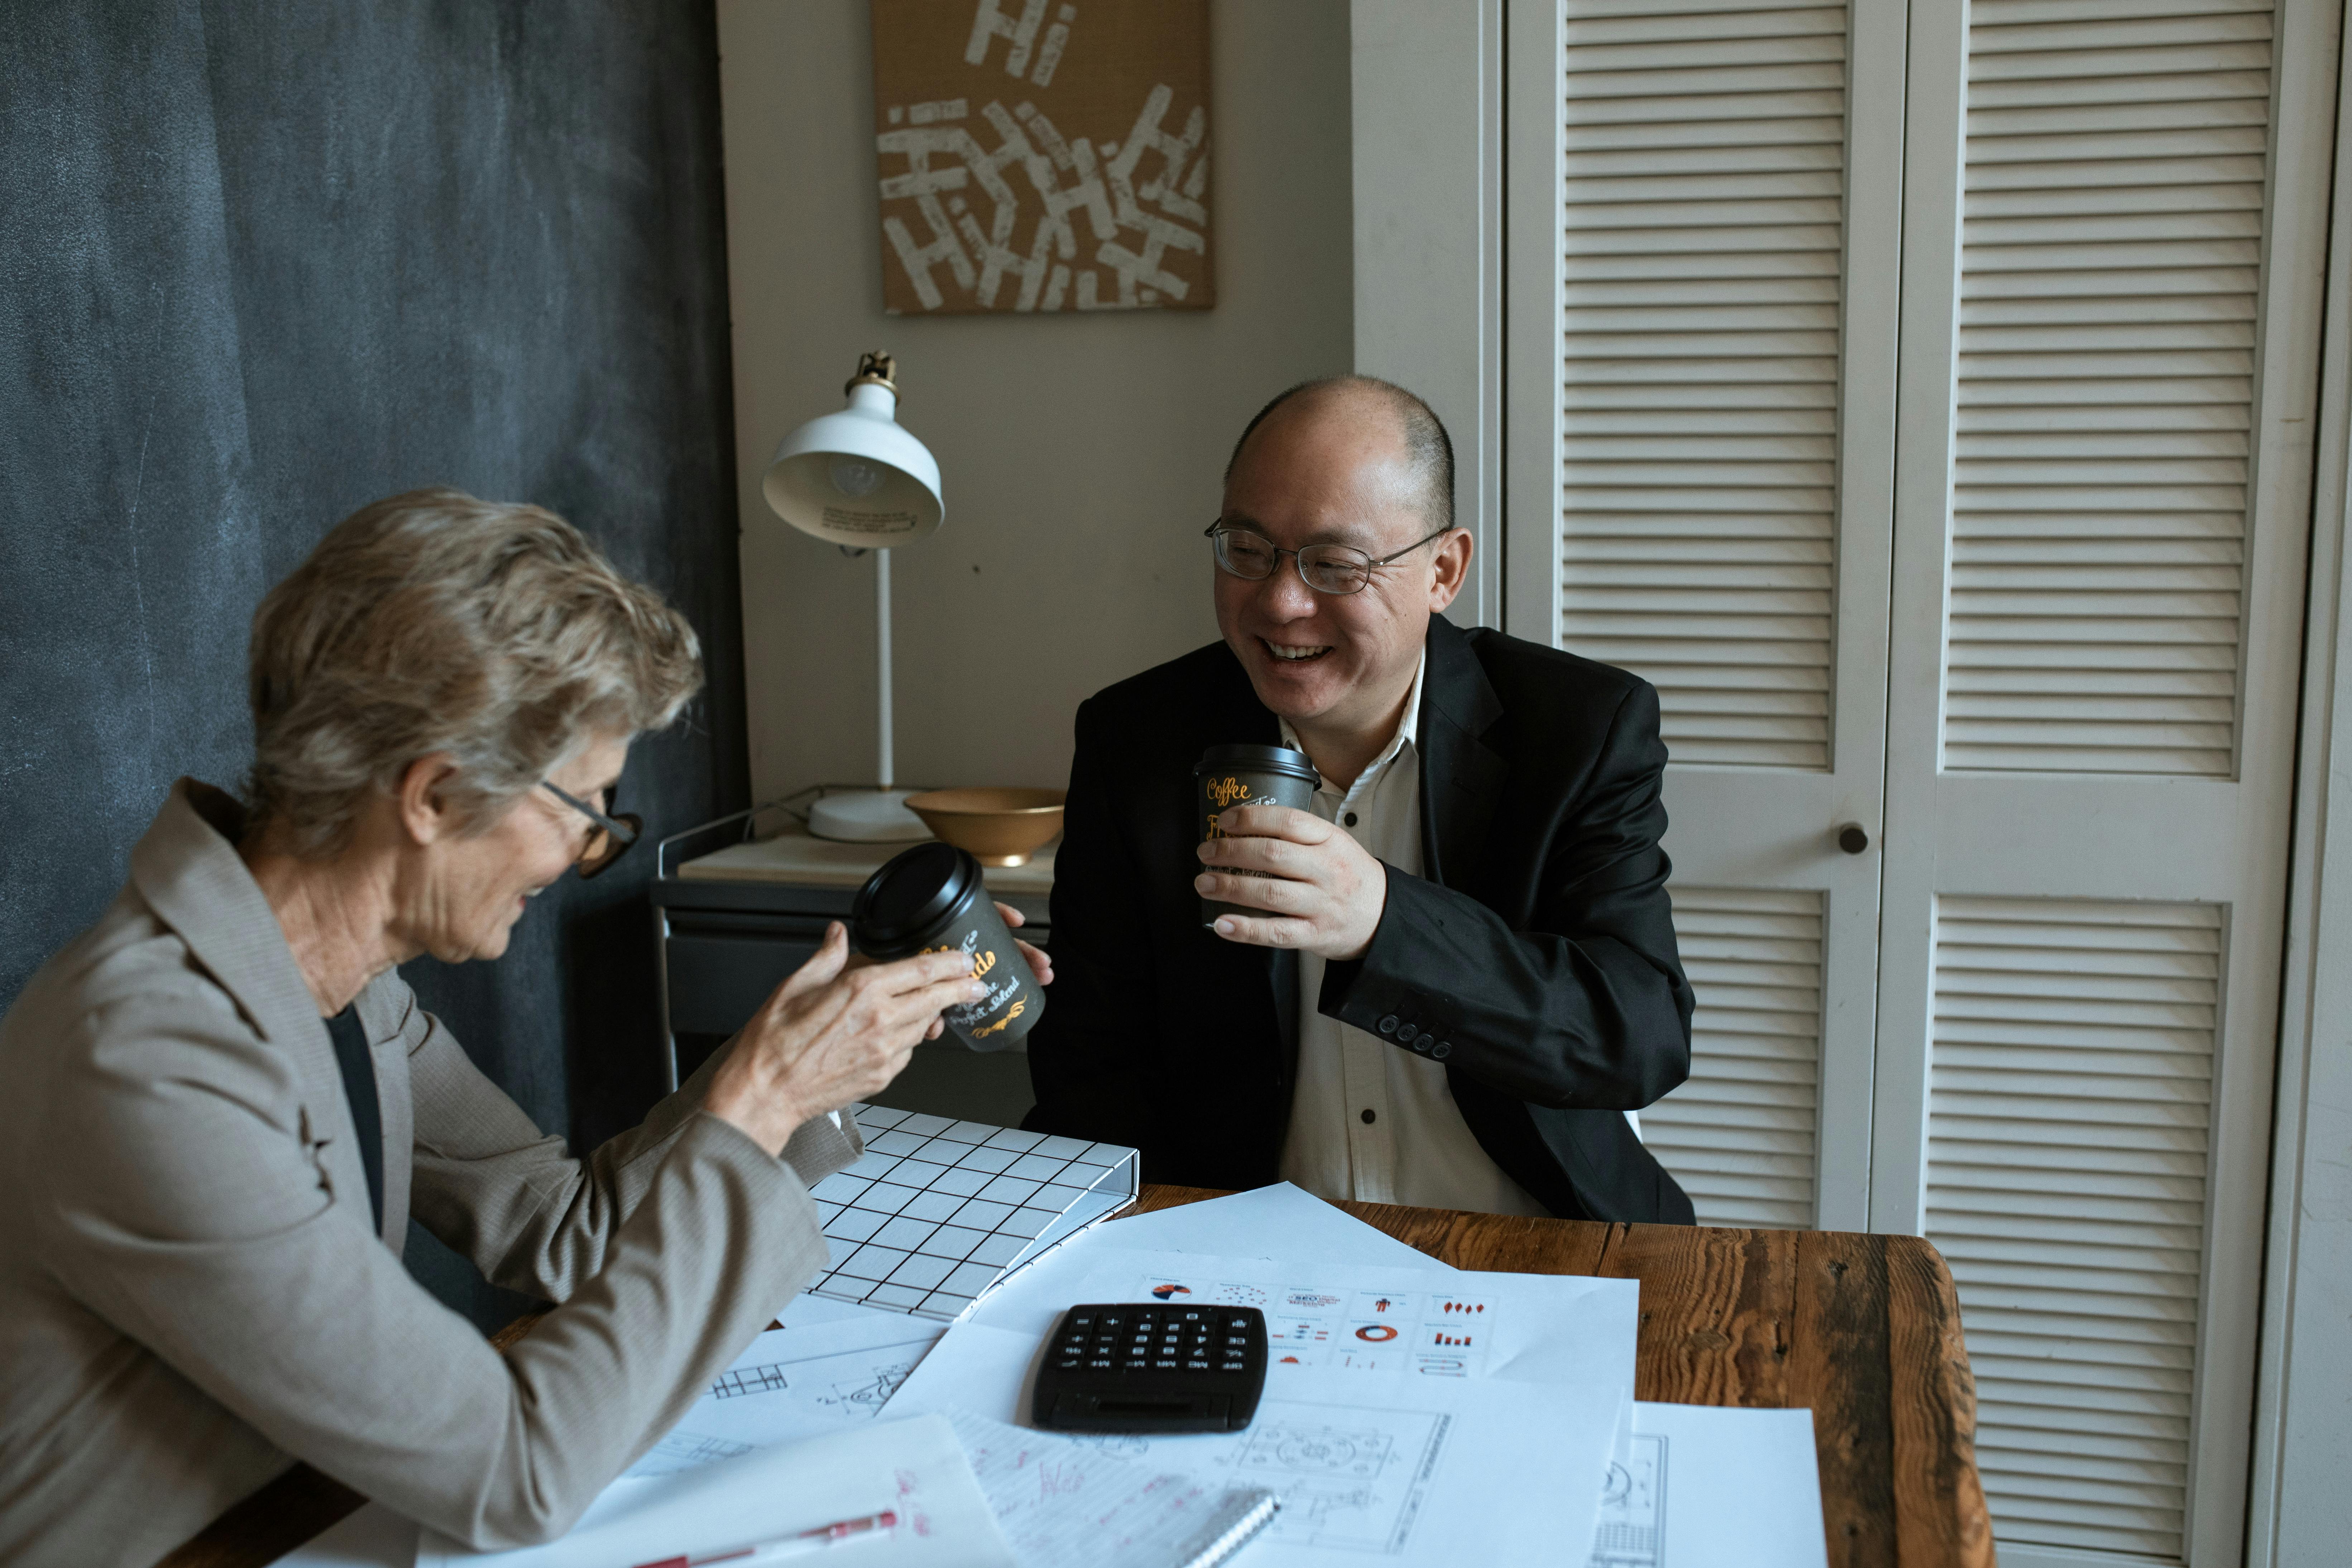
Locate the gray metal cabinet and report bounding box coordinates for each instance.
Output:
[654,836,1048,1128]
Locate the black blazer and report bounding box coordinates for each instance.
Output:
[1023,615,1697,1223]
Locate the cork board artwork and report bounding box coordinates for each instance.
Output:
[870,0,1212,315]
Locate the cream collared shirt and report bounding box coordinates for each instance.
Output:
[1275,654,1550,1216]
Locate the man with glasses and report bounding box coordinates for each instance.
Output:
[1024,376,1695,1223]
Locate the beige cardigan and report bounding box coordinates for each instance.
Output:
[0,782,857,1565]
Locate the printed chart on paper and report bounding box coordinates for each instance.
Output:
[1137,1273,1506,1377]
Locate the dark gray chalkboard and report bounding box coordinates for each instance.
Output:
[0,3,748,1327]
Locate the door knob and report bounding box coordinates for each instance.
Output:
[1837,823,1870,855]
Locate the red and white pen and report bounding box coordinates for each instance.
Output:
[629,1508,898,1568]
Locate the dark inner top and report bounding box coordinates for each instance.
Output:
[324,1005,386,1236]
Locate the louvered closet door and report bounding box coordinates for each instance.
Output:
[1537,0,1908,1229]
[1876,2,2337,1563]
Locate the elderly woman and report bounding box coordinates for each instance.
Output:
[0,490,1033,1565]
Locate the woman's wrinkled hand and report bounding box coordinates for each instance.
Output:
[703,922,986,1154]
[842,902,1050,998]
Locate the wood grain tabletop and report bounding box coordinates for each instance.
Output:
[161,1185,1993,1568]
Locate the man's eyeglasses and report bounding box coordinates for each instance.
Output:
[1205,522,1453,596]
[540,781,642,879]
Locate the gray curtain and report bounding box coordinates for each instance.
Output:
[0,0,750,1329]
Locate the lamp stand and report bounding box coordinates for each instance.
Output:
[877,545,894,789]
[806,547,930,843]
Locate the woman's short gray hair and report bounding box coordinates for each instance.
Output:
[245,488,703,856]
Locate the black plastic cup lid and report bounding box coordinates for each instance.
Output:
[1194,743,1320,783]
[852,840,983,951]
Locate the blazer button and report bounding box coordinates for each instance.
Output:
[1395,1024,1418,1046]
[1431,1041,1453,1060]
[1377,1015,1399,1035]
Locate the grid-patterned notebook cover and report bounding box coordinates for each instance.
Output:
[804,1104,1140,1321]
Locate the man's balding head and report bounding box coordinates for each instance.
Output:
[1225,376,1455,536]
[1211,375,1472,752]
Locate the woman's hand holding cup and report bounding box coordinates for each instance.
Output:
[704,922,987,1155]
[842,901,1052,991]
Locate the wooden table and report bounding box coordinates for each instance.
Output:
[164,1186,1992,1568]
[1136,1188,1994,1568]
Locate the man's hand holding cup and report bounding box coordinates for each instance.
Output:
[1195,804,1388,962]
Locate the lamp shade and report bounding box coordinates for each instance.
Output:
[761,355,943,547]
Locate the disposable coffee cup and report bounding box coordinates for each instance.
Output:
[1194,742,1322,928]
[851,841,1043,1052]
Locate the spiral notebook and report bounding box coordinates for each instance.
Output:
[949,1410,1278,1568]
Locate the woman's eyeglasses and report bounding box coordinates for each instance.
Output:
[1205,521,1453,596]
[539,781,642,879]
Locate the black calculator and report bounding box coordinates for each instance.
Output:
[1031,1302,1269,1433]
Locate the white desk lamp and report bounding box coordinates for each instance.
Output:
[762,351,942,843]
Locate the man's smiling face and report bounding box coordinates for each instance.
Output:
[1213,390,1454,735]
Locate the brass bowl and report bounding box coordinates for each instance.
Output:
[903,787,1067,867]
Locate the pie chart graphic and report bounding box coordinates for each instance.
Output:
[1151,1284,1192,1301]
[1353,1323,1399,1343]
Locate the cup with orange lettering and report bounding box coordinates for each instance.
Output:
[1193,743,1322,928]
[852,841,1042,1051]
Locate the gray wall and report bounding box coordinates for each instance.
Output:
[0,3,747,1328]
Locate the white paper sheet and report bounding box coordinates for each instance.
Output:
[1101,1193,1829,1568]
[922,1208,1637,1567]
[948,1409,1272,1568]
[777,1289,911,1329]
[413,1413,1015,1568]
[892,1343,1608,1567]
[963,1243,1634,1396]
[1589,1404,1828,1568]
[1102,1184,1450,1273]
[285,1311,946,1563]
[626,1314,947,1477]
